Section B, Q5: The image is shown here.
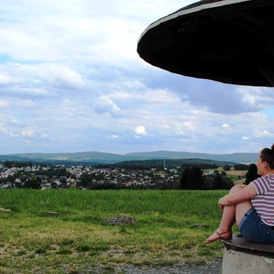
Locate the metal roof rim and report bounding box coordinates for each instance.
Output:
[137,0,252,43]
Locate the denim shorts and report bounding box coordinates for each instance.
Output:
[239,208,274,243]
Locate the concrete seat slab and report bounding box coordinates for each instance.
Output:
[221,234,274,255]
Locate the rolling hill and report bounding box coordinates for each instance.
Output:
[0,150,258,164]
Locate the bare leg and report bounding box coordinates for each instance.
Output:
[206,185,252,243]
[235,199,252,227]
[218,204,236,233]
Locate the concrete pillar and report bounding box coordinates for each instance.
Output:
[221,235,274,274]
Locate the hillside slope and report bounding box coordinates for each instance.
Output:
[0,150,258,164]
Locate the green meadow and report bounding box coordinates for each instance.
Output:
[0,189,230,273]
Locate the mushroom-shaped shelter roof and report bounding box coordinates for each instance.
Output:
[137,0,274,87]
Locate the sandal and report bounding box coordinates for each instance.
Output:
[205,230,232,243]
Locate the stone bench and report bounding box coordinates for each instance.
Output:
[221,234,274,274]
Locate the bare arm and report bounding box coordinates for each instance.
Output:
[218,184,257,208]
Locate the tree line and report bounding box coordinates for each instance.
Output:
[179,163,260,190]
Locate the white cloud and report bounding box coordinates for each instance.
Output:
[0,126,8,134]
[258,130,273,137]
[93,96,126,118]
[17,63,85,89]
[21,128,35,137]
[134,126,147,137]
[0,71,11,85]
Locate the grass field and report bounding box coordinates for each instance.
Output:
[0,189,231,273]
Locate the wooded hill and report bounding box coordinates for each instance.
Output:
[109,158,235,168]
[0,150,257,165]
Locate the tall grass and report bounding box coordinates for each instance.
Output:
[0,189,229,273]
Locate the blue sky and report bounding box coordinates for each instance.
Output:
[0,0,274,155]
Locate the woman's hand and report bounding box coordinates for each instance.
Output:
[218,195,230,211]
[217,184,256,211]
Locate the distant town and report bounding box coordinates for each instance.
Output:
[0,161,183,190]
[0,160,250,190]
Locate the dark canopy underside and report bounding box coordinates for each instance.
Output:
[137,0,274,87]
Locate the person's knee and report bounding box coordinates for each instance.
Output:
[229,184,245,194]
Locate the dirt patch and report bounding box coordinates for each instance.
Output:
[58,260,222,273]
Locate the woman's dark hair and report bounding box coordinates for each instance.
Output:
[260,144,274,169]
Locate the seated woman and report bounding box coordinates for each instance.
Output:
[206,144,274,243]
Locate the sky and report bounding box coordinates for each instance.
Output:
[0,0,274,155]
